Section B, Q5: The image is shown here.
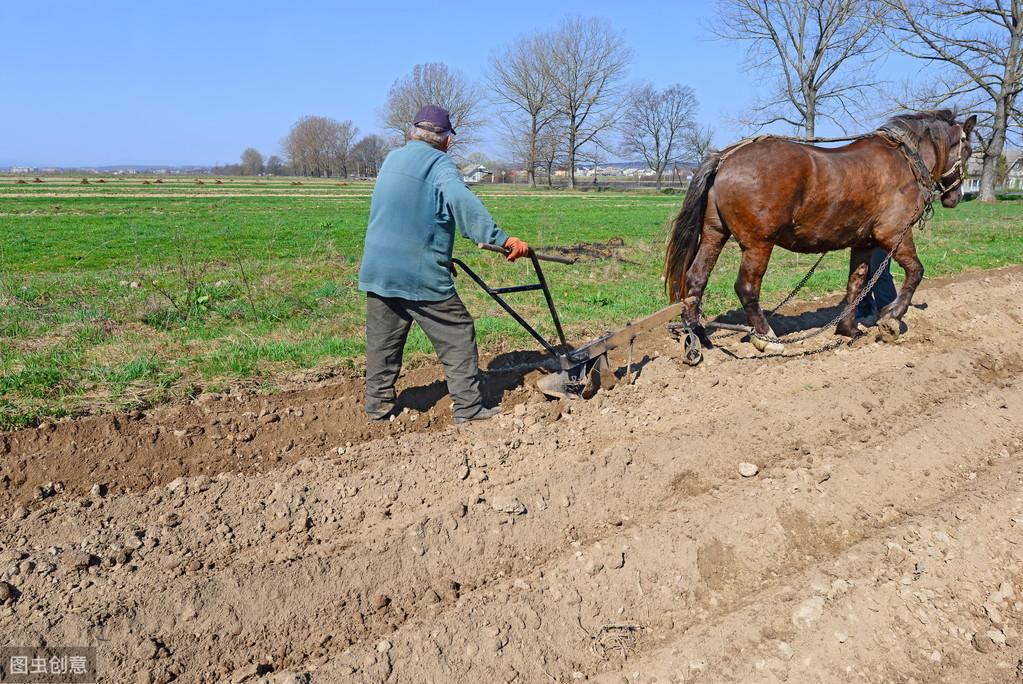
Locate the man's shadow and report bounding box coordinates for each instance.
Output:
[396,349,553,413]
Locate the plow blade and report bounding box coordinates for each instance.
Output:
[536,303,688,400]
[535,353,616,400]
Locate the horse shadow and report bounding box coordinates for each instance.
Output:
[707,300,927,342]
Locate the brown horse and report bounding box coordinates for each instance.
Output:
[665,110,977,352]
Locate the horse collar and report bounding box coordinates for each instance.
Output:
[877,125,937,195]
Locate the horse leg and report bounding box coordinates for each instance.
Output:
[735,243,783,353]
[877,232,923,331]
[682,226,730,342]
[835,247,871,338]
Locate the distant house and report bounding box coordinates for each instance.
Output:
[1008,154,1023,190]
[462,164,492,184]
[963,149,1023,192]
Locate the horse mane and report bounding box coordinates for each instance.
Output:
[881,110,957,145]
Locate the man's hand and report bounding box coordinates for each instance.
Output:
[503,236,530,262]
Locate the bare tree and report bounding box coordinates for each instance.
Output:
[488,33,559,187]
[619,83,700,190]
[351,134,391,177]
[382,63,483,147]
[265,155,286,175]
[333,119,359,177]
[282,116,359,177]
[542,16,632,189]
[683,123,716,160]
[714,0,887,140]
[534,124,566,188]
[241,148,264,176]
[883,0,1022,202]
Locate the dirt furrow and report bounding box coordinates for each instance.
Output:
[307,376,1021,682]
[0,267,1020,683]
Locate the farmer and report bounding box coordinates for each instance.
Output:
[856,248,897,326]
[358,104,530,423]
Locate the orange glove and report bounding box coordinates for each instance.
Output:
[503,236,530,262]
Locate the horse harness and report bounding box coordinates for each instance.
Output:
[876,124,968,198]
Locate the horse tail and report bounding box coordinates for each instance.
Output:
[665,150,720,302]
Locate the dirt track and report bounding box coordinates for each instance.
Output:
[2,267,1022,683]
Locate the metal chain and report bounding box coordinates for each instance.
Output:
[767,252,828,316]
[748,201,931,347]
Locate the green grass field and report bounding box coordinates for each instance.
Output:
[1,175,1021,429]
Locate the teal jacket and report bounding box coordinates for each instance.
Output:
[358,140,509,301]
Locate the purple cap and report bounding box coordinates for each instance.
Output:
[413,104,456,135]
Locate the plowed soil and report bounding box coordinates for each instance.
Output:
[2,266,1022,684]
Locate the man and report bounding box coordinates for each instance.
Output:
[856,247,897,326]
[358,104,530,423]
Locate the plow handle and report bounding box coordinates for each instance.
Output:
[478,242,576,265]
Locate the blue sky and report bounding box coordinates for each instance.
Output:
[1,1,919,167]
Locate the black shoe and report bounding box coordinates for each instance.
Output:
[453,406,501,424]
[368,408,397,423]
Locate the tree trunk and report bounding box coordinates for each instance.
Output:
[804,90,816,141]
[655,170,663,191]
[979,98,1009,202]
[566,119,578,189]
[528,118,538,188]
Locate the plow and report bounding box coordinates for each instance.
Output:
[452,243,711,400]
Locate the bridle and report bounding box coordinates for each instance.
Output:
[935,126,968,195]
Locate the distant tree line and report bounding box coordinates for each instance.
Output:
[225,123,390,178]
[228,6,1020,201]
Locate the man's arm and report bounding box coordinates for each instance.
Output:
[435,162,529,261]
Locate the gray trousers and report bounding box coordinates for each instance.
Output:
[365,293,484,420]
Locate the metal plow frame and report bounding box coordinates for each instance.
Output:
[454,244,705,400]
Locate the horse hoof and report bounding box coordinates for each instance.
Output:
[835,322,858,338]
[751,335,785,354]
[878,317,901,343]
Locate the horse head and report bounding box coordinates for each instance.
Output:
[935,113,977,208]
[883,110,978,208]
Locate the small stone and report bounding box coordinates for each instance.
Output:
[985,602,1005,628]
[585,560,604,576]
[792,596,824,629]
[422,589,441,604]
[138,638,160,660]
[610,552,625,570]
[376,640,392,653]
[834,631,848,643]
[928,650,942,663]
[490,495,527,515]
[35,481,63,500]
[371,593,390,611]
[10,507,28,521]
[91,483,108,497]
[514,403,527,417]
[972,632,997,653]
[63,551,98,571]
[0,581,16,604]
[739,462,759,478]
